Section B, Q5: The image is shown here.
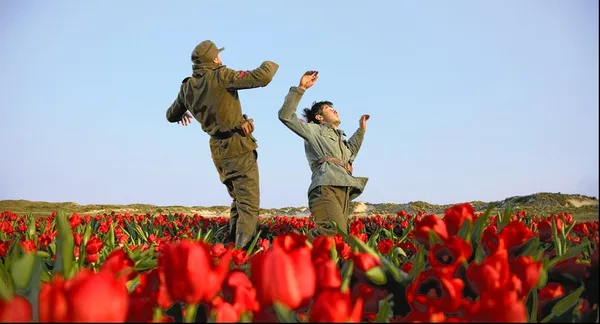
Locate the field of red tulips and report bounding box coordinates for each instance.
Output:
[0,203,598,322]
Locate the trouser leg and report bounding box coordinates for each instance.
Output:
[213,150,260,248]
[308,185,350,238]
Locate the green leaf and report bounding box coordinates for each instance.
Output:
[15,253,42,322]
[203,228,213,243]
[82,222,92,246]
[195,228,203,241]
[273,301,296,323]
[48,242,56,257]
[474,243,486,264]
[548,241,589,268]
[471,204,493,244]
[349,234,380,258]
[551,216,562,257]
[11,251,36,289]
[382,228,395,240]
[54,210,74,279]
[457,218,472,241]
[410,248,425,279]
[367,231,380,249]
[537,264,548,289]
[332,221,350,241]
[330,240,339,263]
[514,237,540,257]
[498,204,512,232]
[375,293,394,323]
[340,260,354,293]
[27,214,37,239]
[563,221,575,239]
[135,259,157,272]
[35,251,51,259]
[0,270,13,300]
[428,230,442,247]
[397,226,411,244]
[527,288,538,323]
[184,303,198,323]
[540,285,584,323]
[246,229,262,256]
[365,266,387,285]
[109,222,115,250]
[395,247,407,259]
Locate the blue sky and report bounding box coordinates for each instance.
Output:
[0,0,598,208]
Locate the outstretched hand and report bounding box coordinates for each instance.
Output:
[178,112,193,126]
[359,114,370,130]
[298,71,318,91]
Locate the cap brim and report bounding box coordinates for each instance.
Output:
[218,47,225,52]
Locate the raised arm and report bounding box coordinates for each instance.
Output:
[219,61,279,90]
[278,71,320,140]
[346,115,369,162]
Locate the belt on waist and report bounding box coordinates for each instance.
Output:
[210,114,252,140]
[210,129,238,140]
[311,156,353,175]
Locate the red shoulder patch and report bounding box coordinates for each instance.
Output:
[238,71,246,78]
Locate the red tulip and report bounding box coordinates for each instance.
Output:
[232,249,248,265]
[159,240,232,304]
[444,203,474,236]
[351,252,382,272]
[0,294,32,322]
[498,221,535,254]
[309,289,363,322]
[39,269,129,322]
[468,290,527,322]
[210,301,239,323]
[429,236,472,273]
[406,267,465,313]
[377,238,394,255]
[414,215,448,248]
[100,248,136,280]
[509,256,542,299]
[467,248,521,298]
[251,237,315,309]
[211,243,227,258]
[85,236,103,255]
[315,259,342,292]
[312,235,334,264]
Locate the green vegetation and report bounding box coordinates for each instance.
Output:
[0,192,597,221]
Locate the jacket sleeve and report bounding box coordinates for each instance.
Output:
[219,61,279,90]
[278,86,316,140]
[346,128,365,162]
[166,84,187,123]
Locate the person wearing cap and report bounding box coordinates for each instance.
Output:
[165,40,279,249]
[277,71,370,239]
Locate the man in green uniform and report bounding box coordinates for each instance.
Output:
[166,40,279,248]
[278,71,369,239]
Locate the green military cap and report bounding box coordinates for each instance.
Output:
[191,40,225,63]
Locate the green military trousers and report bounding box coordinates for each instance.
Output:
[307,185,351,240]
[212,149,260,241]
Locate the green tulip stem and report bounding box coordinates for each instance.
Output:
[185,304,199,323]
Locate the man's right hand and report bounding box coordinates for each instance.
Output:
[298,70,319,91]
[238,118,255,136]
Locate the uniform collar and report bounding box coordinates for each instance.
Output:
[321,122,346,136]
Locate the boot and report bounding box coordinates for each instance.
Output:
[235,233,252,250]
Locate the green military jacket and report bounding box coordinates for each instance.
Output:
[166,61,279,159]
[278,86,368,200]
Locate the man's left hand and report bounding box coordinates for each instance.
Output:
[359,114,370,130]
[178,112,193,126]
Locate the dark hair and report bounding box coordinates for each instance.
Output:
[301,101,333,124]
